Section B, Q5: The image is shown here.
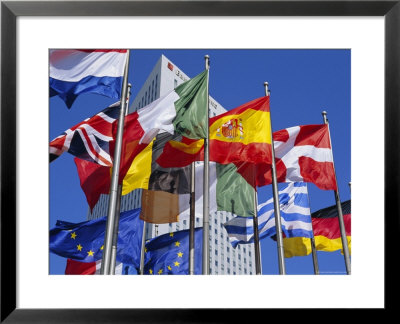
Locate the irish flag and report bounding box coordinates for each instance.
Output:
[140,161,256,224]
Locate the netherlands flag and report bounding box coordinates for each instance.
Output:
[50,49,128,108]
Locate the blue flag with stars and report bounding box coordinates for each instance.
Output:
[50,208,143,269]
[144,227,203,275]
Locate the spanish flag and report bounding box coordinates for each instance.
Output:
[283,200,351,258]
[156,96,272,168]
[209,96,272,165]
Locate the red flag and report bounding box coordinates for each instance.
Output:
[65,259,100,275]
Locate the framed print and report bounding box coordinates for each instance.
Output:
[1,0,398,321]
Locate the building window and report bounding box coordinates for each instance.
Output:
[155,75,158,97]
[144,92,147,105]
[238,254,241,260]
[227,257,230,263]
[151,80,155,101]
[244,269,247,274]
[174,79,178,89]
[227,268,230,274]
[215,249,218,256]
[244,258,247,264]
[214,219,217,224]
[214,229,217,234]
[227,246,230,253]
[233,261,236,267]
[215,239,218,245]
[183,220,186,226]
[215,260,218,267]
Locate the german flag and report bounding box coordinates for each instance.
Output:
[283,200,351,258]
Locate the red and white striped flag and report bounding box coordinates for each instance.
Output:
[65,259,123,275]
[236,124,337,190]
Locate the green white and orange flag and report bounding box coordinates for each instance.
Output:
[141,161,255,224]
[156,96,272,168]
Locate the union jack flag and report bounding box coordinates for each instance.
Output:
[50,101,120,166]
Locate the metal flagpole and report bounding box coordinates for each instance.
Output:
[252,181,262,275]
[189,162,196,274]
[202,55,210,275]
[305,183,319,275]
[110,83,132,274]
[264,82,286,275]
[322,111,351,275]
[100,50,130,275]
[139,221,147,275]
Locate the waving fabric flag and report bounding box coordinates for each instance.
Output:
[75,132,185,212]
[50,102,120,166]
[65,259,136,275]
[50,208,143,268]
[224,182,313,248]
[156,136,204,168]
[49,49,128,108]
[209,96,272,165]
[236,124,337,191]
[144,228,203,275]
[141,161,255,224]
[283,200,351,258]
[158,96,273,167]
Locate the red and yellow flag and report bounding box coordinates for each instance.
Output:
[209,96,272,165]
[156,96,273,168]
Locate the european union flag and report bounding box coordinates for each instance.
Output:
[50,208,143,269]
[144,227,203,275]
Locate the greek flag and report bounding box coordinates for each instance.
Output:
[223,182,313,247]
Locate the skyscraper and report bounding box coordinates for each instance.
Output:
[88,55,256,275]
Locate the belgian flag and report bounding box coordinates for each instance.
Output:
[75,132,190,218]
[283,200,351,258]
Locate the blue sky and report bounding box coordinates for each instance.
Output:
[49,49,351,275]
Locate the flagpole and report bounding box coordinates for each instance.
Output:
[322,111,351,275]
[101,50,130,275]
[252,183,262,275]
[110,83,132,274]
[139,221,147,275]
[202,55,210,275]
[305,183,319,275]
[264,82,286,275]
[189,162,196,275]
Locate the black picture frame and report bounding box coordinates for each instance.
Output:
[1,0,398,321]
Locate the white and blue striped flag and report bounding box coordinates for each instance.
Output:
[223,182,313,248]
